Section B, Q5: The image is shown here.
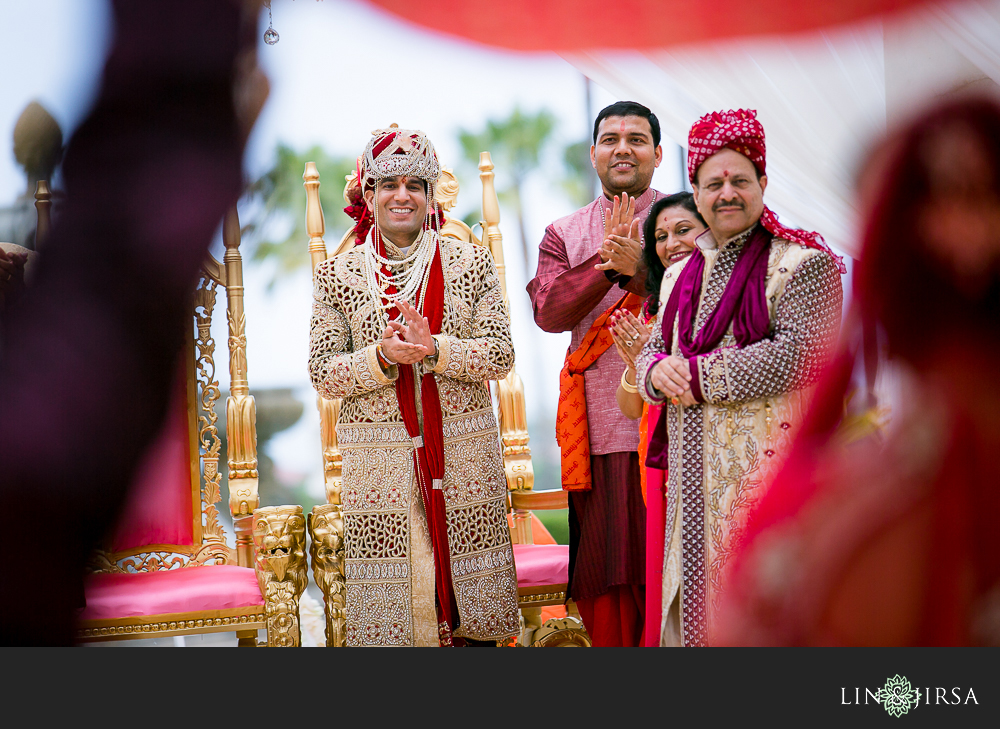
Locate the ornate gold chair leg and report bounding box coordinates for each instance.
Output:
[253,506,308,647]
[236,629,258,647]
[531,617,592,647]
[520,606,543,647]
[309,504,347,647]
[317,396,343,505]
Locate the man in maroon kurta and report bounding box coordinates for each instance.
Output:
[527,101,663,646]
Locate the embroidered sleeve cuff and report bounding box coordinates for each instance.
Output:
[428,334,453,375]
[688,356,704,403]
[696,348,734,403]
[644,353,669,403]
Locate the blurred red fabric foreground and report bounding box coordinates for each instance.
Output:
[365,0,928,50]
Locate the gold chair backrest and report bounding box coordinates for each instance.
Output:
[86,206,261,574]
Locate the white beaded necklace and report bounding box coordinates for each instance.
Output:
[363,227,437,319]
[362,175,441,322]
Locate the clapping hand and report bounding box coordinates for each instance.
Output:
[380,299,436,365]
[609,309,649,370]
[601,192,635,241]
[596,193,641,277]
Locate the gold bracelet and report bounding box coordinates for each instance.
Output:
[620,368,639,394]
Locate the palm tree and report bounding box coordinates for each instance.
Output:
[242,143,357,287]
[561,138,599,209]
[457,107,556,277]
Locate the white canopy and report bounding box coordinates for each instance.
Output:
[562,0,1000,259]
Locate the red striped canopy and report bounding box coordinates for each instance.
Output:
[365,0,929,50]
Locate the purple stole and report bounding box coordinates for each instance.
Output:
[646,224,773,468]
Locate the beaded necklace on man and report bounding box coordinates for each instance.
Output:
[363,230,436,316]
[363,192,439,323]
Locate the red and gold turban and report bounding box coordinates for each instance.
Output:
[343,124,443,245]
[687,108,845,273]
[359,125,440,191]
[687,108,766,184]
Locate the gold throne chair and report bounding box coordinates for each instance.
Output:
[75,207,308,646]
[302,156,589,647]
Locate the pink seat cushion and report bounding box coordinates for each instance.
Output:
[80,565,263,621]
[513,543,569,588]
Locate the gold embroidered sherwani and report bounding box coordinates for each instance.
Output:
[636,226,843,647]
[309,235,520,646]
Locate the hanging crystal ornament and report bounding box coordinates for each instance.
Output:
[263,1,279,45]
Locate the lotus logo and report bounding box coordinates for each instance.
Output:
[841,675,978,713]
[880,675,919,717]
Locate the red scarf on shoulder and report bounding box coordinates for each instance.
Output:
[372,231,459,646]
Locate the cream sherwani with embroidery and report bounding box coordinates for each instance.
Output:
[309,235,520,646]
[636,226,843,647]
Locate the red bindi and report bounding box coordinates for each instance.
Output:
[620,120,626,133]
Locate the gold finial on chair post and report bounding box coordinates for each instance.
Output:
[303,161,344,505]
[478,152,508,306]
[34,180,51,249]
[479,152,534,496]
[303,161,328,271]
[224,207,250,399]
[222,206,260,568]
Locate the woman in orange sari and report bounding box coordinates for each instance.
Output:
[609,192,705,646]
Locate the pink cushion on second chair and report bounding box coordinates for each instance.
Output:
[512,543,569,588]
[80,565,264,621]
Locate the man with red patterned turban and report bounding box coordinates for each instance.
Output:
[635,108,844,646]
[717,96,1000,647]
[309,125,520,646]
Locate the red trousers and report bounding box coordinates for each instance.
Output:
[576,585,646,647]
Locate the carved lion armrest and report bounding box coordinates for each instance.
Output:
[252,506,308,647]
[308,504,347,647]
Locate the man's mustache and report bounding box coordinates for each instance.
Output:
[713,199,746,212]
